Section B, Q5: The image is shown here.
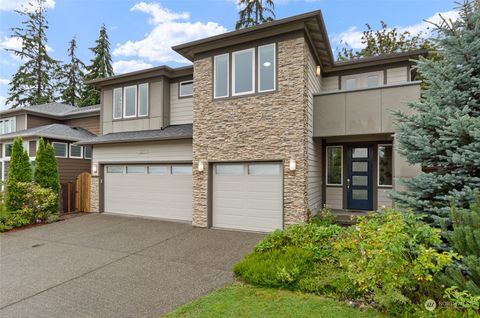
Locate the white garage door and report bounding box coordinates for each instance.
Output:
[213,162,283,232]
[104,164,192,221]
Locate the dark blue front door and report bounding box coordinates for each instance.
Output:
[347,146,373,210]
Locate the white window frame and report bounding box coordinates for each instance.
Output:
[52,142,68,159]
[3,141,29,160]
[123,85,137,119]
[179,80,194,98]
[214,53,229,99]
[138,83,149,117]
[0,117,16,135]
[69,144,83,159]
[326,145,343,186]
[258,43,276,93]
[113,88,123,120]
[377,144,393,187]
[232,48,255,96]
[84,146,92,159]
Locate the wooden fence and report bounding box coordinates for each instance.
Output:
[76,172,91,212]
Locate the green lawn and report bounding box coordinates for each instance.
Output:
[164,284,387,318]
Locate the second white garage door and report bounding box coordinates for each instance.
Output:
[104,164,192,221]
[212,162,283,232]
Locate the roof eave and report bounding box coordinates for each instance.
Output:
[76,135,193,146]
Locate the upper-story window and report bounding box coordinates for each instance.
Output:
[179,81,193,97]
[345,78,356,90]
[214,54,229,98]
[233,48,255,96]
[214,43,277,99]
[113,83,149,120]
[0,117,16,135]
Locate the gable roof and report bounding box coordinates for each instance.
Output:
[0,123,97,142]
[76,124,193,145]
[0,103,100,119]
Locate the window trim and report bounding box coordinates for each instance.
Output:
[69,144,83,159]
[138,83,149,117]
[0,117,16,135]
[326,145,343,186]
[113,87,123,120]
[84,146,92,159]
[213,53,229,99]
[179,80,194,98]
[257,43,276,93]
[123,85,137,119]
[52,142,68,159]
[3,143,13,159]
[377,144,393,187]
[232,48,255,96]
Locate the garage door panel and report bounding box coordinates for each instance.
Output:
[104,164,192,221]
[213,162,282,232]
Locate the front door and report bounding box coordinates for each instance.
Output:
[347,146,373,210]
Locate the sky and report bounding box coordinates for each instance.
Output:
[0,0,459,109]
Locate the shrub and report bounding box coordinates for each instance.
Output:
[444,287,480,317]
[309,206,338,226]
[34,139,60,197]
[6,137,32,211]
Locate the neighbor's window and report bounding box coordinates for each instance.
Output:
[123,85,137,118]
[84,146,92,159]
[69,144,83,159]
[179,81,193,97]
[214,54,229,98]
[378,144,393,186]
[138,83,149,117]
[52,142,68,158]
[0,117,16,135]
[345,78,356,90]
[327,146,343,185]
[233,48,255,96]
[258,43,276,92]
[367,75,379,88]
[113,88,123,119]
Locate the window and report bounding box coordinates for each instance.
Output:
[69,144,83,159]
[84,146,92,159]
[258,44,276,92]
[127,165,145,174]
[148,165,170,174]
[4,141,28,158]
[179,81,193,97]
[215,164,244,175]
[0,117,16,135]
[172,165,192,175]
[138,83,149,117]
[345,78,356,90]
[123,85,137,118]
[232,48,255,96]
[107,166,124,174]
[113,88,123,119]
[214,54,229,98]
[327,146,343,185]
[52,142,68,158]
[367,75,379,88]
[378,145,393,186]
[249,163,280,176]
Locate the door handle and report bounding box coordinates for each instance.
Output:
[347,178,350,189]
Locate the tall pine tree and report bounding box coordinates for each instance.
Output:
[236,0,275,30]
[5,0,60,108]
[391,1,480,225]
[60,37,85,106]
[80,24,113,106]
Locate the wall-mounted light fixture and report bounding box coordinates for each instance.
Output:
[316,65,321,77]
[92,163,98,175]
[198,160,204,172]
[289,159,296,171]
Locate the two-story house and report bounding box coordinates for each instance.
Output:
[0,102,100,211]
[80,10,423,232]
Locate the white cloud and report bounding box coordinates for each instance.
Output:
[0,36,22,51]
[113,2,227,64]
[113,59,154,74]
[333,10,460,50]
[0,0,55,11]
[0,78,9,85]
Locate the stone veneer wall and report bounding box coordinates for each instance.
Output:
[90,176,100,212]
[192,35,310,227]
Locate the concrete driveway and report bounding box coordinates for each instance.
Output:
[0,214,263,318]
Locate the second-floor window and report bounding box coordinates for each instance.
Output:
[258,43,276,92]
[214,54,229,98]
[233,48,255,96]
[113,88,123,119]
[113,83,149,120]
[0,117,16,135]
[179,81,193,97]
[138,83,149,117]
[123,85,137,118]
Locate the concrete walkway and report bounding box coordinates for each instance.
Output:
[0,214,263,318]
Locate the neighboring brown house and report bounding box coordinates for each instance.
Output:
[0,103,100,210]
[80,10,424,232]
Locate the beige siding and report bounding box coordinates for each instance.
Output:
[321,76,338,91]
[378,188,393,208]
[306,47,322,214]
[325,187,343,209]
[170,82,193,125]
[92,139,193,166]
[387,67,408,84]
